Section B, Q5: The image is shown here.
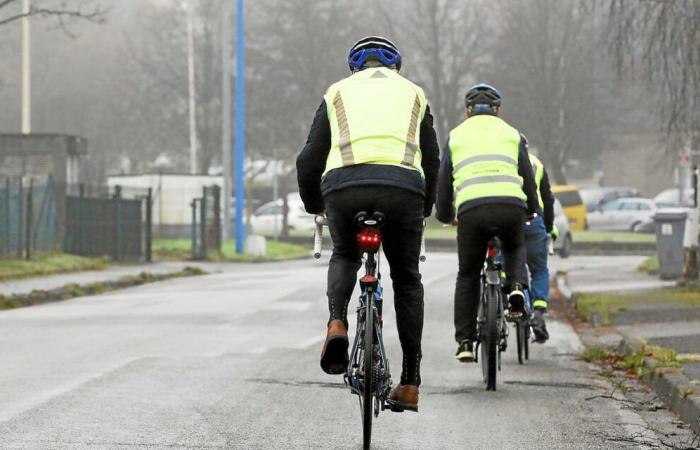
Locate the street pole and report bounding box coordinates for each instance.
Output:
[221,1,233,242]
[234,0,245,254]
[187,3,199,174]
[21,0,31,134]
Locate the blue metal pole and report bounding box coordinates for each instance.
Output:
[234,0,245,254]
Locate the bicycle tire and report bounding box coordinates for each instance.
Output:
[484,284,499,391]
[362,292,374,450]
[524,325,530,361]
[516,321,525,365]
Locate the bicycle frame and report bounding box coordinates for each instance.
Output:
[346,251,392,404]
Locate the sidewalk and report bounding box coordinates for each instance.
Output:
[0,261,214,296]
[560,263,700,433]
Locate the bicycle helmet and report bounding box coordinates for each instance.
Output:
[348,36,402,72]
[465,83,502,114]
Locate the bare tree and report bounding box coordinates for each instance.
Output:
[0,0,105,29]
[605,0,700,156]
[373,0,487,141]
[484,0,605,183]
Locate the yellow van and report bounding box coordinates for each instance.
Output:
[551,185,587,230]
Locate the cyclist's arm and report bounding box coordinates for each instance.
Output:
[540,168,555,233]
[435,139,456,224]
[517,134,538,217]
[296,100,331,214]
[420,105,440,218]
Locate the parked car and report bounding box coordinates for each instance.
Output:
[586,197,657,232]
[553,198,573,258]
[580,186,640,213]
[654,188,694,208]
[551,185,587,230]
[249,193,315,235]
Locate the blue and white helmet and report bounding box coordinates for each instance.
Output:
[348,36,402,72]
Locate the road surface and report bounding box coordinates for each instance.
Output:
[0,254,691,449]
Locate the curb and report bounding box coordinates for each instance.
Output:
[561,265,700,434]
[617,340,700,434]
[642,368,700,434]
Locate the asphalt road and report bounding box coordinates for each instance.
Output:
[0,254,689,449]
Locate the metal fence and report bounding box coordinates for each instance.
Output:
[190,185,222,260]
[0,176,57,258]
[63,184,153,261]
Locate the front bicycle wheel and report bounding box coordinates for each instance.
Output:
[362,293,374,450]
[483,284,499,391]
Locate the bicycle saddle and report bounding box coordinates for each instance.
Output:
[354,211,385,228]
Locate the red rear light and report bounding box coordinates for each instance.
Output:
[487,244,497,258]
[357,228,382,253]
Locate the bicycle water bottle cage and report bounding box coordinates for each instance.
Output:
[355,211,385,253]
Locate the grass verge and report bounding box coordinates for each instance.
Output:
[575,293,631,325]
[0,266,205,310]
[0,253,109,281]
[572,230,655,244]
[153,239,309,262]
[638,256,659,274]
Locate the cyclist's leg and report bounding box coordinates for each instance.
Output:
[377,188,424,387]
[496,205,527,291]
[454,209,489,345]
[324,189,363,326]
[524,216,549,309]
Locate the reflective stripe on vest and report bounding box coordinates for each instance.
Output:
[322,67,427,178]
[529,153,545,210]
[449,115,526,209]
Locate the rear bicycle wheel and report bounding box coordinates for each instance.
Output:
[524,325,530,361]
[516,321,526,365]
[362,294,374,450]
[483,285,499,391]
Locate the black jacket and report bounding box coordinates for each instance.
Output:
[539,167,555,233]
[296,100,440,216]
[435,123,539,224]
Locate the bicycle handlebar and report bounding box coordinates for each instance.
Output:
[312,215,427,262]
[313,215,327,259]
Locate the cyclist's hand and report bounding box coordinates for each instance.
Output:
[451,218,459,226]
[550,224,559,242]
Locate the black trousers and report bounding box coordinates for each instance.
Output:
[324,186,424,386]
[454,204,526,343]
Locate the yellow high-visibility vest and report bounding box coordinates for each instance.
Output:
[449,115,526,209]
[323,67,427,178]
[529,153,545,210]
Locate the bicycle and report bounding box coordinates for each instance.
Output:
[313,211,426,450]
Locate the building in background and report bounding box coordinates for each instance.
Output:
[107,173,223,238]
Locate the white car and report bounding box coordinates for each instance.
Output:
[553,198,573,258]
[654,188,693,208]
[249,193,315,236]
[586,197,657,232]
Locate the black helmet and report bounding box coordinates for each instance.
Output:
[465,83,502,112]
[348,36,402,72]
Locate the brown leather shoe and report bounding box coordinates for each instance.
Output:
[388,384,419,412]
[320,320,349,375]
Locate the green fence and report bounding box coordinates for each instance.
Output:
[63,184,152,261]
[0,176,56,258]
[190,185,221,260]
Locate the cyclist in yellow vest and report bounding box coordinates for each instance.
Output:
[296,36,440,411]
[435,84,539,362]
[525,153,557,343]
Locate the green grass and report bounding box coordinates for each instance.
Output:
[581,346,612,363]
[638,256,659,274]
[0,253,108,281]
[153,239,308,262]
[572,231,655,244]
[576,293,631,325]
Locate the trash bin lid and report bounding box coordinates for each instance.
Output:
[653,208,688,221]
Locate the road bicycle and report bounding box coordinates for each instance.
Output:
[475,237,532,390]
[313,212,425,450]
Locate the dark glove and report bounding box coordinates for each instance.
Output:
[423,204,434,218]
